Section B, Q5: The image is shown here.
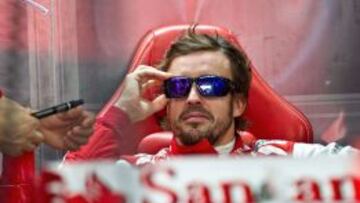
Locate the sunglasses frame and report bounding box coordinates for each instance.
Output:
[163,75,237,98]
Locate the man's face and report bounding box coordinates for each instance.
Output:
[166,51,245,146]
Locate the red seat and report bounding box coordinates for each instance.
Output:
[98,24,313,154]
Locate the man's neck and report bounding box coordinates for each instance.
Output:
[214,137,236,154]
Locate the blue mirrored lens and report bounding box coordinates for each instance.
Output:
[196,76,231,97]
[164,77,192,98]
[164,75,233,98]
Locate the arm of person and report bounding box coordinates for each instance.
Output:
[64,106,133,160]
[64,65,172,161]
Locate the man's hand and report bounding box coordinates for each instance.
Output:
[39,106,95,151]
[115,65,173,123]
[0,97,44,156]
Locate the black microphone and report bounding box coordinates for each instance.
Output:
[31,99,84,119]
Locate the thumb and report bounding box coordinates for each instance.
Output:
[151,94,168,113]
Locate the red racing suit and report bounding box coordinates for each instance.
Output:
[64,106,357,166]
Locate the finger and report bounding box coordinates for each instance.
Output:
[141,79,162,90]
[66,132,89,146]
[80,111,95,128]
[141,80,163,98]
[136,65,152,70]
[65,124,93,144]
[56,106,83,121]
[151,94,169,113]
[28,130,44,145]
[133,67,173,82]
[64,137,81,151]
[71,125,93,138]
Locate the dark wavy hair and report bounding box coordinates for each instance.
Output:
[157,28,252,130]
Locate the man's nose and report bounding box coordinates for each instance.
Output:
[186,84,202,104]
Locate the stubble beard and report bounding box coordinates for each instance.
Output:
[169,103,234,146]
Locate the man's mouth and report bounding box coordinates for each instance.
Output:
[182,112,210,123]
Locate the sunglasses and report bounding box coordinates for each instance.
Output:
[164,75,237,98]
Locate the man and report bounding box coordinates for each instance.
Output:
[65,30,357,166]
[0,91,95,156]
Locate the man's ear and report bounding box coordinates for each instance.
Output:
[233,94,247,118]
